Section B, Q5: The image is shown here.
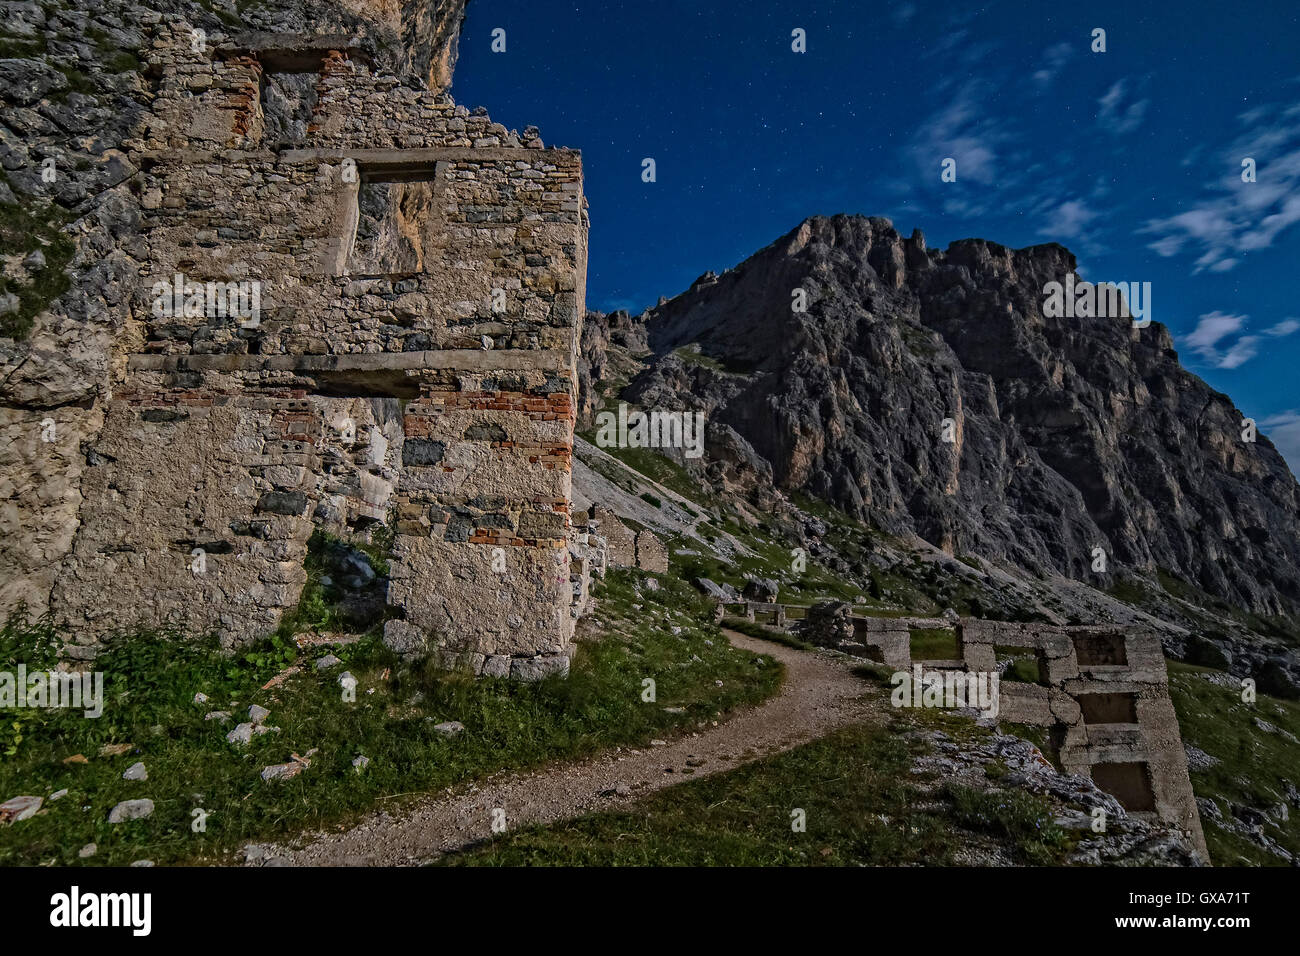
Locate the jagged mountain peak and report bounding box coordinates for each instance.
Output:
[589,216,1300,622]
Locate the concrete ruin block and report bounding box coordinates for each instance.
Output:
[510,654,569,682]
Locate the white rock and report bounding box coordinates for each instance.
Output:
[433,721,465,736]
[108,798,154,823]
[122,761,147,781]
[248,704,270,724]
[78,843,97,858]
[0,795,42,823]
[227,723,254,746]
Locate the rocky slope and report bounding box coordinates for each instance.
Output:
[582,215,1300,632]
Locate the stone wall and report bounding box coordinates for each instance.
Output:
[2,9,589,678]
[790,604,1206,857]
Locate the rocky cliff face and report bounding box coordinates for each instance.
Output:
[606,215,1300,623]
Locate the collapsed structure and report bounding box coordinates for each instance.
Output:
[771,602,1207,857]
[8,19,593,678]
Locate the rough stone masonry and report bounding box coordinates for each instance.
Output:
[3,7,591,679]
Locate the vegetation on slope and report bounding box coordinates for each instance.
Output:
[0,569,780,866]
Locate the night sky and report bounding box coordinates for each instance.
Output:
[452,0,1300,472]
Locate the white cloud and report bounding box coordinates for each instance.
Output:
[893,3,917,26]
[1184,311,1298,369]
[1033,42,1073,88]
[1260,410,1300,477]
[1186,311,1246,352]
[1216,336,1260,369]
[1097,79,1149,135]
[908,83,1012,188]
[1144,101,1300,271]
[1040,198,1098,240]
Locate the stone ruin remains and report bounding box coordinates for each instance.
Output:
[751,600,1207,857]
[5,22,596,680]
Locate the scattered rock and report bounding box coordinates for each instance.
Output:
[193,692,209,705]
[0,795,43,824]
[352,755,370,771]
[1184,745,1219,772]
[695,578,740,603]
[261,762,304,782]
[62,754,88,765]
[204,711,232,722]
[99,742,132,757]
[248,704,270,724]
[315,654,342,671]
[108,799,154,823]
[227,723,255,746]
[433,721,465,737]
[122,761,147,781]
[130,860,154,867]
[49,789,68,801]
[742,578,780,602]
[78,843,97,858]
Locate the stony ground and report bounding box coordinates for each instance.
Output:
[245,629,876,866]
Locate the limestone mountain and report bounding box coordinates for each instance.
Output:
[583,215,1300,629]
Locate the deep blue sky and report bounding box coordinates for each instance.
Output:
[452,0,1300,472]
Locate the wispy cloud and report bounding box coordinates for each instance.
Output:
[1039,198,1098,240]
[893,3,917,27]
[1260,410,1300,477]
[1144,102,1300,272]
[907,82,1012,189]
[1033,42,1074,88]
[1184,312,1299,368]
[1097,79,1149,135]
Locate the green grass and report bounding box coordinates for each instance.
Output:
[0,569,781,866]
[995,645,1043,684]
[672,345,729,372]
[1167,660,1300,865]
[909,628,960,661]
[0,187,74,340]
[721,615,814,652]
[437,720,1070,866]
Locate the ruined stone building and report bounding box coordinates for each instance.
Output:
[1,5,592,679]
[793,604,1207,856]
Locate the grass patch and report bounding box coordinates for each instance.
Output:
[909,627,960,661]
[1168,660,1300,865]
[438,721,1071,866]
[721,615,813,652]
[0,186,74,340]
[994,645,1043,684]
[0,569,781,866]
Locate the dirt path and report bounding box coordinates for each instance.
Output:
[251,630,878,866]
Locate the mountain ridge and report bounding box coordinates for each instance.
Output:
[582,213,1300,626]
